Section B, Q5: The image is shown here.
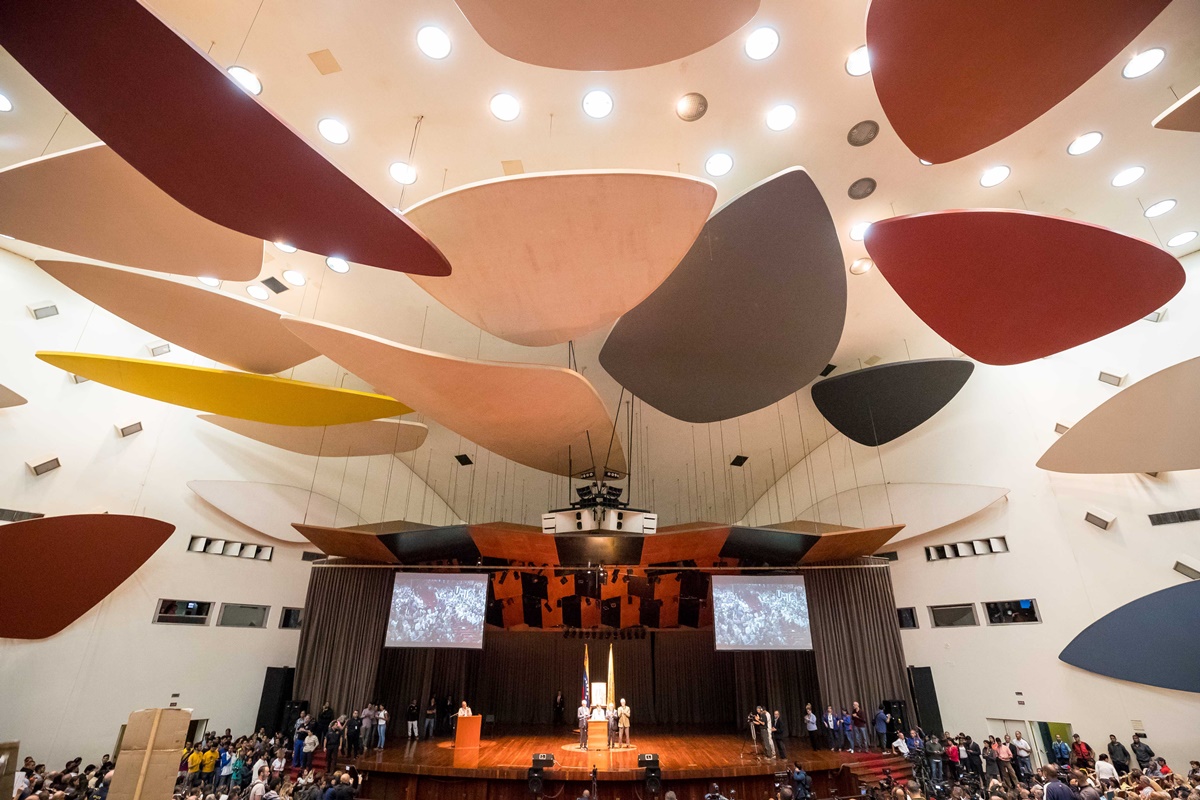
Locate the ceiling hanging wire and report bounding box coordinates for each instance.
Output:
[777,406,796,522]
[397,115,425,210]
[234,0,266,63]
[866,400,896,526]
[40,111,68,157]
[821,416,846,527]
[794,393,821,526]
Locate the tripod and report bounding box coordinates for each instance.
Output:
[740,724,763,760]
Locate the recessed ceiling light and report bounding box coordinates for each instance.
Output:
[197,276,221,288]
[765,104,796,131]
[1123,48,1165,79]
[980,165,1010,187]
[675,92,708,122]
[849,222,871,241]
[1111,166,1145,187]
[744,27,779,60]
[273,241,297,253]
[389,161,417,185]
[246,285,270,301]
[1144,199,1176,218]
[850,258,874,275]
[416,26,452,59]
[1067,131,1102,156]
[0,93,12,112]
[704,153,733,177]
[582,90,613,119]
[845,45,870,76]
[490,93,520,121]
[325,256,350,273]
[1166,231,1197,247]
[847,119,880,147]
[317,118,349,144]
[848,177,877,200]
[226,66,262,95]
[281,269,307,286]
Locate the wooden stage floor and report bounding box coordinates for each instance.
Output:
[350,726,893,781]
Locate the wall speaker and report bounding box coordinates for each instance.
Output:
[26,456,61,476]
[1172,555,1200,581]
[1098,370,1126,387]
[1084,508,1116,530]
[26,301,59,320]
[116,421,144,438]
[146,341,171,357]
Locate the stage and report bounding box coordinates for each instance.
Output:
[349,727,911,800]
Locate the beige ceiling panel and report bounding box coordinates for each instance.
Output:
[405,170,715,346]
[0,383,27,409]
[188,480,363,543]
[199,415,428,456]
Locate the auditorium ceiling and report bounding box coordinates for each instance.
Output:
[2,0,1199,529]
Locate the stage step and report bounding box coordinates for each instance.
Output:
[844,753,914,786]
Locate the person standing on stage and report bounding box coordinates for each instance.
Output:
[823,706,838,751]
[773,710,787,760]
[424,697,437,739]
[577,700,591,750]
[752,706,767,753]
[316,702,334,748]
[377,705,389,749]
[345,711,362,760]
[804,704,819,751]
[554,691,566,726]
[762,705,777,759]
[841,708,855,753]
[617,698,631,746]
[406,700,419,740]
[360,704,375,751]
[851,702,869,753]
[874,705,891,752]
[438,695,452,735]
[606,703,618,749]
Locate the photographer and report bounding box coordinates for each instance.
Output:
[792,762,812,800]
[706,783,730,800]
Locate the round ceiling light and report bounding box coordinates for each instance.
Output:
[1111,166,1145,187]
[196,276,221,288]
[246,284,270,301]
[845,45,870,76]
[389,161,417,185]
[849,222,871,241]
[490,93,520,121]
[675,92,708,122]
[1067,131,1102,155]
[416,26,452,59]
[226,66,262,95]
[744,27,779,60]
[980,165,1010,187]
[849,258,874,275]
[273,241,297,253]
[325,256,350,273]
[847,120,880,147]
[704,153,733,177]
[1144,199,1176,218]
[1123,48,1164,79]
[317,118,349,144]
[765,104,796,131]
[848,177,877,200]
[0,93,14,112]
[1166,231,1197,247]
[582,90,613,119]
[282,269,306,287]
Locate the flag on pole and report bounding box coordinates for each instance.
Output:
[607,644,615,710]
[582,643,591,707]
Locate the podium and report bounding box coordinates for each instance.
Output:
[454,715,481,749]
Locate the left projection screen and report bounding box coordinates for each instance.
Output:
[712,575,812,650]
[385,573,488,648]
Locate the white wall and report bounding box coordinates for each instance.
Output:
[0,250,455,764]
[742,250,1200,767]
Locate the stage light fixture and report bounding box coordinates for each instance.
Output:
[498,571,507,585]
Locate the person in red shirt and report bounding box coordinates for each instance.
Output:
[1071,734,1095,769]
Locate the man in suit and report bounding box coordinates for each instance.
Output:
[772,710,788,760]
[617,699,631,746]
[577,700,591,750]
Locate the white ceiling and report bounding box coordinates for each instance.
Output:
[1,0,1198,527]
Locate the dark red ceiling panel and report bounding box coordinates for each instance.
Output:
[866,0,1171,163]
[0,0,449,277]
[865,210,1185,365]
[0,514,174,639]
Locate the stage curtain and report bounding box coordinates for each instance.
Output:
[294,566,394,717]
[651,630,737,726]
[731,650,821,736]
[803,560,912,726]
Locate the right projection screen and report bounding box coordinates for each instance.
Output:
[711,575,813,650]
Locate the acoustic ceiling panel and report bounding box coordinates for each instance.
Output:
[599,167,845,423]
[36,352,411,426]
[39,261,318,374]
[811,359,974,446]
[0,145,262,281]
[188,481,362,543]
[1059,581,1200,693]
[405,171,715,346]
[865,210,1184,365]
[720,525,820,565]
[281,317,625,476]
[798,524,905,564]
[453,0,759,71]
[0,0,449,277]
[1153,84,1200,133]
[199,415,428,457]
[0,383,27,409]
[1037,356,1200,474]
[793,483,1010,544]
[290,522,400,563]
[0,514,174,639]
[471,522,560,566]
[866,0,1171,163]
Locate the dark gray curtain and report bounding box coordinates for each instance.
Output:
[294,566,394,717]
[731,650,822,736]
[803,560,912,722]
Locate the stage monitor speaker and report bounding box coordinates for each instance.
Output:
[640,753,662,795]
[907,666,943,736]
[532,753,555,767]
[527,767,544,794]
[255,666,295,735]
[882,699,909,736]
[638,753,660,769]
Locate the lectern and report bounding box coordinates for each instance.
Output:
[454,715,481,749]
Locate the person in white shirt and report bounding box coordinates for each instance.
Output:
[1012,732,1033,781]
[892,733,910,757]
[457,701,473,717]
[1095,755,1119,781]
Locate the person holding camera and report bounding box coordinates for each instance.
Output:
[706,783,730,800]
[792,762,812,800]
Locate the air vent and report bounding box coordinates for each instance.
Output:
[1149,507,1200,526]
[926,536,1007,562]
[147,341,171,357]
[27,301,59,320]
[1098,370,1126,387]
[261,276,289,294]
[0,508,45,523]
[847,120,880,147]
[1173,561,1200,580]
[27,456,61,476]
[1054,422,1071,434]
[307,49,342,75]
[730,455,748,467]
[1143,309,1166,323]
[848,177,877,200]
[1084,509,1116,530]
[188,535,272,561]
[454,453,474,466]
[820,364,837,377]
[302,551,325,562]
[116,421,144,438]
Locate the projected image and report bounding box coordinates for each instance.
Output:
[385,573,488,649]
[712,575,812,650]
